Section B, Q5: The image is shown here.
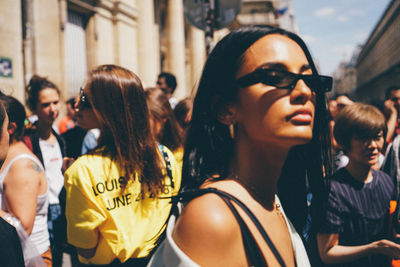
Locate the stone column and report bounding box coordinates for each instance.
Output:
[137,0,159,88]
[187,25,205,96]
[165,0,187,99]
[22,0,36,87]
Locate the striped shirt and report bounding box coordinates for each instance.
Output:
[319,168,395,267]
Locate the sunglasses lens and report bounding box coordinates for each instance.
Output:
[79,88,91,109]
[304,76,332,93]
[320,76,333,92]
[237,69,332,93]
[302,77,318,91]
[260,70,294,88]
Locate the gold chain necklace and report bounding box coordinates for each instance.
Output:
[232,175,284,220]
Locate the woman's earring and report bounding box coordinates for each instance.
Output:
[229,123,235,139]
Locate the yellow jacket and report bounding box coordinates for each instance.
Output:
[64,146,181,265]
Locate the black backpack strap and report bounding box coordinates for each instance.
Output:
[158,144,175,188]
[148,145,179,254]
[177,188,286,267]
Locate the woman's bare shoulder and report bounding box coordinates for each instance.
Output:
[172,184,245,266]
[3,144,44,185]
[174,192,236,237]
[6,157,43,185]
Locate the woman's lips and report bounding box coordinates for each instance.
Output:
[367,152,379,159]
[287,109,313,124]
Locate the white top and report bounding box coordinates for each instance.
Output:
[148,195,310,267]
[0,154,50,254]
[169,97,179,109]
[39,138,64,204]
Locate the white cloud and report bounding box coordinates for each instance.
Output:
[314,7,336,17]
[302,34,317,45]
[337,15,349,22]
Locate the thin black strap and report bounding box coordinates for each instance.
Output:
[178,188,287,267]
[220,195,268,267]
[158,144,174,188]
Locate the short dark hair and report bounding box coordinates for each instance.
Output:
[385,86,400,99]
[0,95,26,141]
[26,74,60,111]
[334,103,387,151]
[158,72,177,93]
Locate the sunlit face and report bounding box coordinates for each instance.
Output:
[234,34,316,148]
[156,77,171,95]
[75,88,101,130]
[347,131,384,167]
[35,88,60,125]
[0,114,9,163]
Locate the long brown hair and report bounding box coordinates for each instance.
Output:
[174,98,193,131]
[85,65,164,194]
[145,87,184,151]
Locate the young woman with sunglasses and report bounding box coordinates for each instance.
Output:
[64,65,181,266]
[148,26,333,266]
[24,75,66,267]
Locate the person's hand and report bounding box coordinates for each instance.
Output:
[384,99,397,117]
[391,225,400,242]
[62,157,75,174]
[373,239,400,259]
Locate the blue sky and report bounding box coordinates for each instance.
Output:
[292,0,392,75]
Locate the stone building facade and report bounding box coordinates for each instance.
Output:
[0,0,207,103]
[331,45,361,98]
[355,0,400,103]
[0,0,284,105]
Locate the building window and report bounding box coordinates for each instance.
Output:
[65,10,87,98]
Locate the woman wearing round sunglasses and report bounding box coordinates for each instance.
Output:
[64,65,181,266]
[148,26,332,266]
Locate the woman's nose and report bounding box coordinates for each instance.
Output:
[290,79,313,104]
[366,139,378,149]
[50,103,56,112]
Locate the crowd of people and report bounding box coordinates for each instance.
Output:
[0,25,399,267]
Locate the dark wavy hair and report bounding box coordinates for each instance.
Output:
[0,95,26,142]
[26,74,60,111]
[182,26,333,235]
[84,65,164,194]
[145,87,184,151]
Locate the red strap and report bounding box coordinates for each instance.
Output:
[23,136,33,152]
